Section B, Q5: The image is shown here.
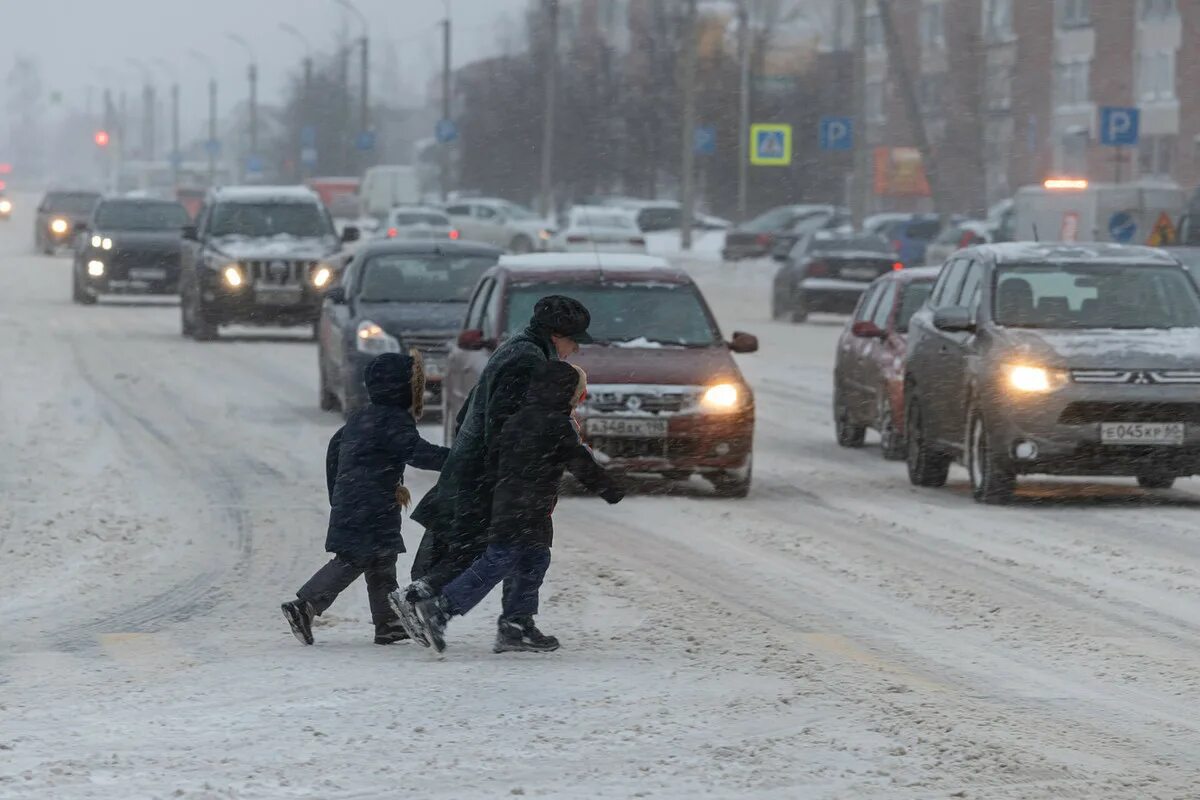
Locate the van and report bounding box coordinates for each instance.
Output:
[359,166,420,218]
[1013,181,1184,245]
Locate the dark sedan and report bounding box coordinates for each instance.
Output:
[772,232,901,322]
[317,240,503,416]
[72,197,190,304]
[722,204,845,262]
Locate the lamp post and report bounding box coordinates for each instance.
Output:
[126,57,154,162]
[187,50,219,186]
[335,0,369,163]
[226,32,258,178]
[152,58,181,193]
[281,24,315,179]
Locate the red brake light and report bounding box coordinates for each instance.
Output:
[892,261,904,271]
[807,260,830,277]
[756,233,773,247]
[448,229,460,240]
[387,227,398,238]
[567,235,588,243]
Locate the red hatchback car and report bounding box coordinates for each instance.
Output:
[832,266,939,459]
[442,253,759,496]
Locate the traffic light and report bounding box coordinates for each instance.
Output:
[94,130,110,147]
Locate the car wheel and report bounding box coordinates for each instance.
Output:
[905,391,950,487]
[834,387,866,448]
[878,392,905,461]
[187,289,218,341]
[318,358,339,412]
[967,406,1016,504]
[790,293,809,323]
[711,458,751,498]
[1137,473,1176,490]
[72,269,96,305]
[509,234,533,254]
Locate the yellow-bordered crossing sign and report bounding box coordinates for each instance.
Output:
[750,123,792,166]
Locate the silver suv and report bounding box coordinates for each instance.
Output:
[904,243,1200,503]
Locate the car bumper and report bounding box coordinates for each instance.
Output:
[84,257,181,294]
[201,277,325,326]
[580,411,754,475]
[722,242,769,260]
[798,278,873,314]
[984,382,1200,477]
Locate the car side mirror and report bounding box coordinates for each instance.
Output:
[457,329,492,351]
[728,331,759,353]
[325,287,347,305]
[341,225,361,243]
[181,224,199,241]
[933,307,975,333]
[851,320,886,339]
[74,221,89,233]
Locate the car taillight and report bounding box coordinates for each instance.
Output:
[892,261,904,271]
[629,237,645,245]
[448,229,460,240]
[387,227,398,238]
[567,235,588,243]
[756,233,773,247]
[807,260,830,277]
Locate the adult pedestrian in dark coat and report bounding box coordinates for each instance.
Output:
[406,295,593,596]
[281,352,448,646]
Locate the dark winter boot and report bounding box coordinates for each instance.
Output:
[413,595,452,653]
[374,619,411,645]
[281,599,315,646]
[494,616,560,653]
[388,589,430,648]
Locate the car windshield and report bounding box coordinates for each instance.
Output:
[210,202,333,238]
[896,281,935,331]
[744,206,806,233]
[994,263,1200,329]
[94,201,189,231]
[45,192,99,214]
[358,254,497,302]
[506,283,719,346]
[391,212,449,226]
[811,235,890,254]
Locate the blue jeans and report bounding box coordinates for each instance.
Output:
[442,544,552,621]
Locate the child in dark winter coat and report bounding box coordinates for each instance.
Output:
[408,360,623,653]
[282,351,449,646]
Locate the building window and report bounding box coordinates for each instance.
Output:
[1054,59,1091,107]
[920,2,945,49]
[1139,134,1176,177]
[985,0,1015,42]
[985,63,1013,111]
[1140,0,1177,21]
[1061,128,1089,175]
[1058,0,1091,29]
[866,80,885,123]
[918,73,945,115]
[1137,50,1177,101]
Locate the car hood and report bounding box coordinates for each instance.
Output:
[356,301,466,337]
[106,231,183,251]
[573,343,744,387]
[210,234,340,260]
[996,327,1200,370]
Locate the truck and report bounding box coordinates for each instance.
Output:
[1013,180,1185,245]
[359,165,420,219]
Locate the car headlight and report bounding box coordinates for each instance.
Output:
[87,260,105,277]
[90,234,114,250]
[701,382,743,412]
[50,218,69,234]
[312,264,333,288]
[356,320,401,354]
[0,199,12,213]
[1004,364,1069,393]
[222,265,244,288]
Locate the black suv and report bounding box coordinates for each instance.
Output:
[72,197,190,304]
[904,243,1200,504]
[179,186,358,340]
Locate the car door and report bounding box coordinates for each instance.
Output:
[180,202,208,297]
[444,203,474,241]
[939,258,986,448]
[859,278,899,419]
[444,276,494,433]
[927,258,979,449]
[472,204,507,248]
[323,259,358,389]
[839,282,885,420]
[919,257,970,444]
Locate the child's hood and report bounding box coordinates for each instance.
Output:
[364,353,414,408]
[523,361,581,412]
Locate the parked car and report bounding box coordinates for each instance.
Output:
[923,220,994,266]
[772,232,901,322]
[35,189,101,254]
[71,196,190,304]
[377,206,458,241]
[768,206,852,259]
[833,267,939,459]
[318,240,502,416]
[443,253,759,496]
[722,204,844,261]
[179,185,358,341]
[550,206,646,253]
[620,201,730,234]
[862,212,912,237]
[877,214,947,267]
[904,243,1200,504]
[443,197,555,253]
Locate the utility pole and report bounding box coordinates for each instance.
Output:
[851,0,868,227]
[441,16,453,200]
[539,0,559,216]
[736,0,751,222]
[679,0,699,251]
[169,82,180,191]
[336,0,370,168]
[227,33,258,178]
[281,24,315,179]
[142,82,156,162]
[188,49,219,186]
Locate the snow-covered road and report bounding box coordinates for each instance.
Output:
[4,205,1200,799]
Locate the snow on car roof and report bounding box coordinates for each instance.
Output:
[983,242,1179,265]
[212,185,321,203]
[500,253,682,276]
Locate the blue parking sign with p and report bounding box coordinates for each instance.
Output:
[819,116,853,151]
[1100,106,1139,147]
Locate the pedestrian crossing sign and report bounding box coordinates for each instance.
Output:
[751,123,792,166]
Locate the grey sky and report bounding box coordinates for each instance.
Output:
[7,0,529,124]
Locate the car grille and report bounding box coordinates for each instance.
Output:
[1059,402,1200,425]
[243,260,319,287]
[589,437,700,459]
[1072,369,1200,385]
[586,386,701,416]
[111,250,180,269]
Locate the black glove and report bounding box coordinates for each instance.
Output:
[600,486,624,505]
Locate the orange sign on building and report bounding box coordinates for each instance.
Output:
[873,147,931,197]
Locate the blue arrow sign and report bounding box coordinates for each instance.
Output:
[1108,211,1137,243]
[205,138,221,157]
[300,147,318,168]
[819,116,853,151]
[435,118,458,144]
[355,130,376,151]
[693,125,716,156]
[245,154,264,175]
[1100,106,1139,147]
[300,125,317,147]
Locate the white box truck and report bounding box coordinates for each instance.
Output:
[359,165,421,218]
[1013,180,1184,245]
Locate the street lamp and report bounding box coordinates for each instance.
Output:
[126,57,156,162]
[152,58,181,192]
[281,23,316,179]
[226,32,258,174]
[188,50,219,186]
[334,0,370,156]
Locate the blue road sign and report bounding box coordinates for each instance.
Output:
[1100,106,1140,147]
[169,151,183,168]
[245,154,264,175]
[300,125,317,148]
[355,130,376,151]
[819,116,853,151]
[300,147,318,168]
[435,118,458,144]
[1108,211,1138,243]
[205,138,221,157]
[693,125,716,156]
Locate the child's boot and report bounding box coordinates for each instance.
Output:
[414,595,452,653]
[281,599,316,645]
[494,616,560,653]
[388,587,431,647]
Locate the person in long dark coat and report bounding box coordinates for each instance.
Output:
[281,352,448,646]
[399,296,593,609]
[410,361,623,653]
